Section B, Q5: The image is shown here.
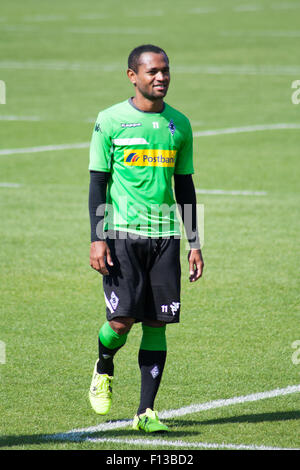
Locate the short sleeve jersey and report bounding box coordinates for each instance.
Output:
[89,99,194,237]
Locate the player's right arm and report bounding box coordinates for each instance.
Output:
[174,174,204,282]
[88,112,114,275]
[89,171,113,275]
[90,240,113,275]
[174,116,204,282]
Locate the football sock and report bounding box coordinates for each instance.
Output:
[97,321,128,376]
[137,324,167,415]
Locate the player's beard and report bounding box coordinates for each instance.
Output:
[136,83,169,101]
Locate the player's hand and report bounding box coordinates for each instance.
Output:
[90,241,113,275]
[188,249,204,282]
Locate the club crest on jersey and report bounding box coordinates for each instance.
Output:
[168,119,176,136]
[124,149,176,167]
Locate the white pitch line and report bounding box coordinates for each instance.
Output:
[0,182,21,187]
[196,189,267,196]
[193,123,300,136]
[233,5,262,12]
[0,25,40,32]
[0,122,299,157]
[1,61,300,76]
[68,27,155,35]
[0,60,122,72]
[222,30,300,37]
[173,64,300,76]
[0,115,41,121]
[272,3,300,10]
[0,181,264,196]
[0,142,89,156]
[51,419,132,442]
[159,384,300,420]
[85,436,300,451]
[47,383,300,444]
[0,180,268,202]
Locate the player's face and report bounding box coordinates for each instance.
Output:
[128,52,170,101]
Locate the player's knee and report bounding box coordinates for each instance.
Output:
[109,317,134,335]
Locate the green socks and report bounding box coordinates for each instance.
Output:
[140,324,167,351]
[97,321,168,409]
[137,325,167,415]
[97,322,128,375]
[99,321,128,350]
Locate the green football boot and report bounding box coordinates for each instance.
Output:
[132,408,169,433]
[89,360,113,415]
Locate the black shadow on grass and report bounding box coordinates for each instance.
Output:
[0,426,198,448]
[170,410,300,427]
[3,411,299,448]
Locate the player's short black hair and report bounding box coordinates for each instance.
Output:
[128,44,169,73]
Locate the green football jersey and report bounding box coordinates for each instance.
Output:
[89,98,194,237]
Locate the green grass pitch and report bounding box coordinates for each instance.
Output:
[0,0,299,450]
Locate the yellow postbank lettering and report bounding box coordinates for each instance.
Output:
[124,149,177,167]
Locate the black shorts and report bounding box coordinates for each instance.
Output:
[102,232,181,323]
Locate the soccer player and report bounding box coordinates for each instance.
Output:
[88,45,204,433]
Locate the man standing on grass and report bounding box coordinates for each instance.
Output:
[88,44,204,433]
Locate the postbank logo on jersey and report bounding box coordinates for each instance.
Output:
[124,149,176,167]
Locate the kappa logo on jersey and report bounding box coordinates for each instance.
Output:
[124,149,176,167]
[94,123,102,133]
[121,122,142,128]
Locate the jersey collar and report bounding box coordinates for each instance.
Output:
[128,97,165,114]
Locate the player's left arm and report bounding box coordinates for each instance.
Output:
[174,174,204,282]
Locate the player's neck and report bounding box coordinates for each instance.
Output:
[132,95,164,113]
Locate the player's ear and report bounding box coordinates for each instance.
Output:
[127,68,137,86]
